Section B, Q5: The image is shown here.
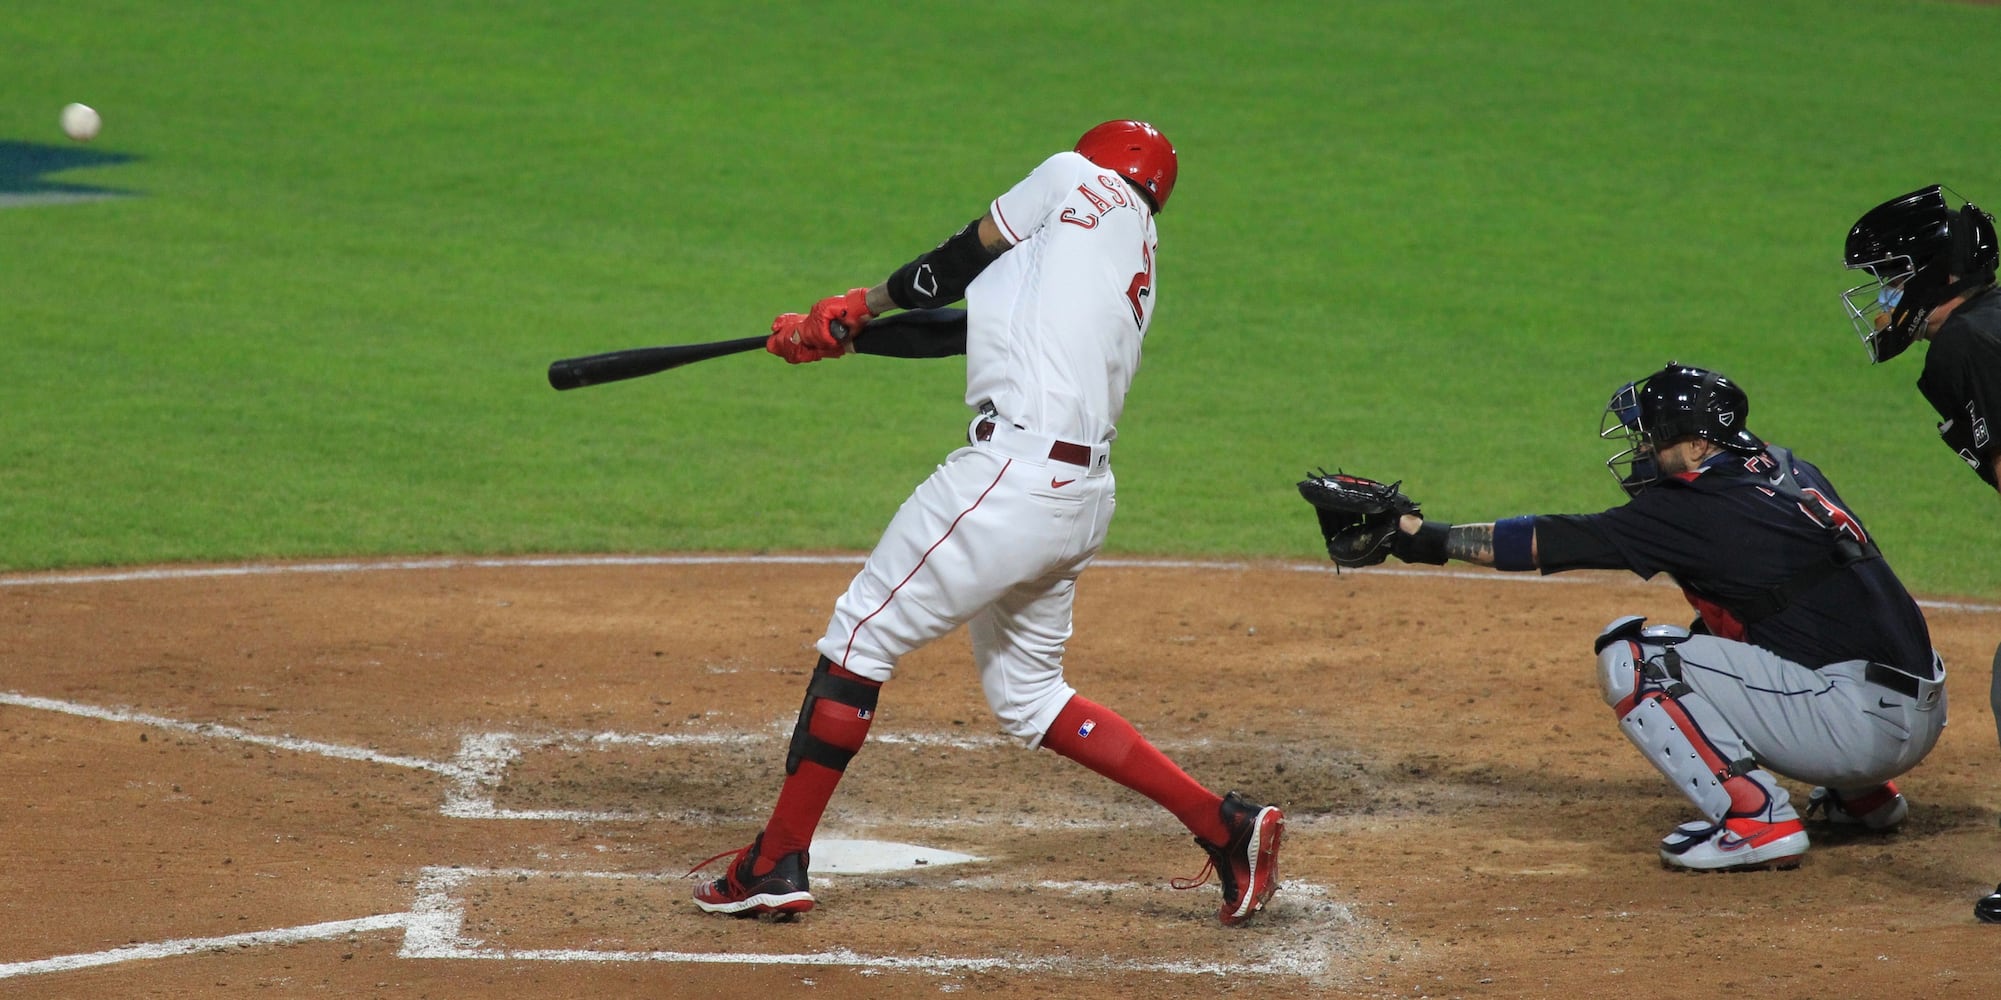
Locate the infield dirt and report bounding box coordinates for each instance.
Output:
[3,557,1998,998]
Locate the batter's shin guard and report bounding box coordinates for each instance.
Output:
[785,656,882,776]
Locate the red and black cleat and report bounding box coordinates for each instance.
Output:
[691,834,815,919]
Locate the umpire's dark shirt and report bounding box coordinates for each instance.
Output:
[1918,286,2001,487]
[1533,449,1935,676]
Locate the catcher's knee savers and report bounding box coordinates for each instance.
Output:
[787,656,881,775]
[1593,615,1694,707]
[1595,616,1757,821]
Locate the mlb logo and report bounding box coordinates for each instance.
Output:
[1077,719,1097,738]
[858,709,873,720]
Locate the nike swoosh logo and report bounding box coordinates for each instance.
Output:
[1051,478,1076,489]
[1716,834,1753,852]
[1878,698,1898,709]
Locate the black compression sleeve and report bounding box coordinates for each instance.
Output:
[851,308,968,358]
[886,218,1001,310]
[1530,514,1630,573]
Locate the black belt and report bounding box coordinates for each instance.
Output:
[1865,662,1930,699]
[973,419,1094,468]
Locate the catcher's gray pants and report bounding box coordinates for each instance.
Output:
[1619,631,1946,793]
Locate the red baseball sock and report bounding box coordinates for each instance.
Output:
[758,663,880,871]
[1041,694,1228,845]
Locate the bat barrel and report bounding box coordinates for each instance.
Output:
[546,336,771,391]
[547,359,595,390]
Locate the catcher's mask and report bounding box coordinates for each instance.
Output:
[1841,184,1999,362]
[1075,119,1177,213]
[1600,363,1764,495]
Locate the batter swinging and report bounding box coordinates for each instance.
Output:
[691,121,1284,926]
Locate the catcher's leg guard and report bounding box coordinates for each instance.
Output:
[785,655,881,776]
[1595,625,1788,824]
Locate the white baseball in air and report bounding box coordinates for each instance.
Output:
[61,102,101,142]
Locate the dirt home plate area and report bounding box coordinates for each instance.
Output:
[3,555,1999,999]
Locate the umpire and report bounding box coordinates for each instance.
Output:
[1840,185,2001,921]
[1359,363,1948,872]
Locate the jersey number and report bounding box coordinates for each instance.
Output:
[1125,240,1154,329]
[1796,487,1868,545]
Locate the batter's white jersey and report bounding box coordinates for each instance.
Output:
[814,148,1162,745]
[968,150,1157,445]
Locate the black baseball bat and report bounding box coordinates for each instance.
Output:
[547,335,770,390]
[548,313,974,391]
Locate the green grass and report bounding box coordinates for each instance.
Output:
[4,0,1999,597]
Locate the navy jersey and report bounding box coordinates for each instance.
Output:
[1534,447,1934,676]
[1917,286,2001,488]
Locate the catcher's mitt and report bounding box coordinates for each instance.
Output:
[1297,469,1421,569]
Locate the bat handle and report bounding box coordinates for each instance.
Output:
[830,319,851,342]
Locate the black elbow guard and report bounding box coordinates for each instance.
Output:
[886,218,1000,310]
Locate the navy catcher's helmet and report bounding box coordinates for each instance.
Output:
[1841,184,1999,362]
[1601,363,1763,494]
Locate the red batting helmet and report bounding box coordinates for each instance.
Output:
[1075,120,1177,212]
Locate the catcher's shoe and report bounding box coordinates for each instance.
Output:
[1658,816,1808,872]
[1174,791,1284,926]
[690,834,814,918]
[1803,781,1908,831]
[1976,884,2001,924]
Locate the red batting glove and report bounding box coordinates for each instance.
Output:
[767,312,844,365]
[804,287,872,348]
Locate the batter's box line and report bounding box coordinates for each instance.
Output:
[442,729,806,821]
[0,695,744,824]
[438,727,1210,825]
[0,692,656,823]
[400,866,1342,978]
[0,868,1351,983]
[0,692,1243,828]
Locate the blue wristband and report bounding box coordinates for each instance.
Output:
[1493,515,1536,572]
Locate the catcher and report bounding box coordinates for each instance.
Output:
[1301,362,1946,872]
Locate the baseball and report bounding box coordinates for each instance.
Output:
[60,103,101,142]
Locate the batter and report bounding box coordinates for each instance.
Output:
[691,121,1284,926]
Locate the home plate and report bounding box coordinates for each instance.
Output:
[809,839,984,874]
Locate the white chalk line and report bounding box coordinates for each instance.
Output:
[0,692,1154,827]
[0,694,768,823]
[0,864,1348,981]
[0,694,1352,980]
[0,691,458,775]
[399,866,1345,977]
[441,727,1010,822]
[0,914,407,981]
[4,552,1994,613]
[0,554,864,588]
